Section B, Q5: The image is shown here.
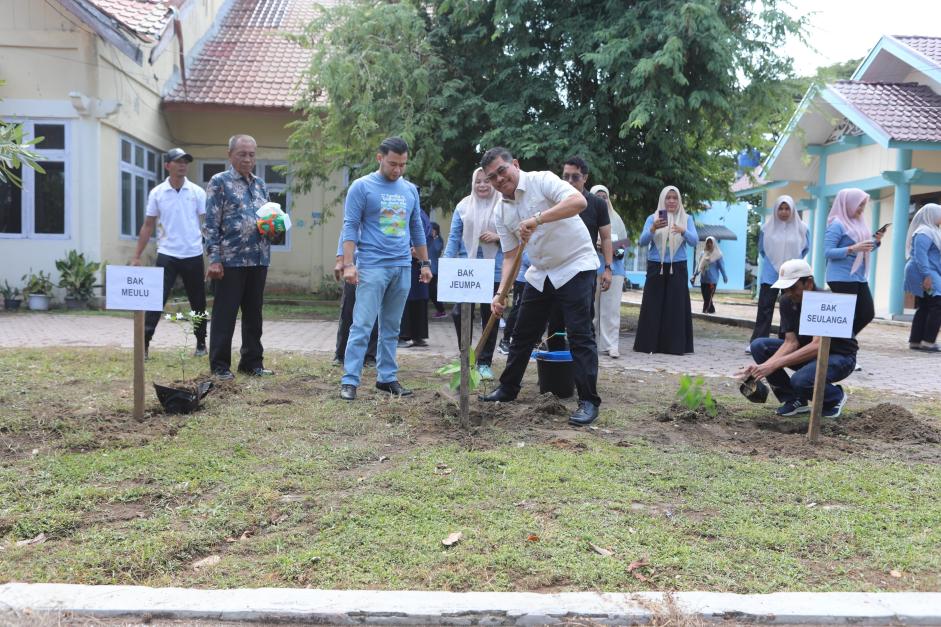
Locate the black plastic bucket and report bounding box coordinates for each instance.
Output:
[154,380,213,414]
[533,350,574,399]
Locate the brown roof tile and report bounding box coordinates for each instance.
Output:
[87,0,172,39]
[894,35,941,69]
[164,0,326,109]
[830,81,941,143]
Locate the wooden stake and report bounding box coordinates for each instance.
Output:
[459,302,472,429]
[133,310,145,421]
[806,336,831,443]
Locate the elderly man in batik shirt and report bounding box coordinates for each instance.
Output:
[205,134,275,380]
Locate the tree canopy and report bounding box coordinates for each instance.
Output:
[287,0,805,223]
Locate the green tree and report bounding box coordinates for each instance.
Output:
[288,0,805,219]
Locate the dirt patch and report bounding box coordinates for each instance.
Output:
[656,401,722,423]
[840,403,941,444]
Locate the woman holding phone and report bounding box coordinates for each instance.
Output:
[633,185,699,354]
[748,195,810,351]
[904,203,941,351]
[824,188,882,336]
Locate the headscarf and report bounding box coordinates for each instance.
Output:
[761,194,809,272]
[906,203,941,258]
[826,188,872,275]
[589,184,628,244]
[696,236,723,275]
[454,167,500,259]
[652,185,689,274]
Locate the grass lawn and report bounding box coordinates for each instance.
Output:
[0,348,939,592]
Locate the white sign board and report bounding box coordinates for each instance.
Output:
[437,258,496,304]
[106,265,164,311]
[799,291,857,339]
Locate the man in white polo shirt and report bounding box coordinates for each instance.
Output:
[478,146,602,426]
[132,147,208,357]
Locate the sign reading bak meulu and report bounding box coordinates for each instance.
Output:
[106,265,164,311]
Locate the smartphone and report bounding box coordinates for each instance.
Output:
[875,223,890,234]
[658,209,667,221]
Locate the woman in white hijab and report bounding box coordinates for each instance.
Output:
[443,167,504,379]
[749,195,809,349]
[633,185,699,355]
[590,184,627,358]
[903,203,941,351]
[691,236,727,314]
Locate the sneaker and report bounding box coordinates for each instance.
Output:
[919,341,940,352]
[823,386,847,418]
[775,399,810,416]
[213,369,235,381]
[910,342,923,351]
[854,361,862,372]
[498,340,510,355]
[744,343,752,355]
[478,364,494,380]
[397,339,410,348]
[410,338,428,347]
[608,348,619,359]
[332,356,343,367]
[194,342,207,357]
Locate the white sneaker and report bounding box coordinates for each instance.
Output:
[608,348,619,359]
[744,343,751,354]
[854,361,862,372]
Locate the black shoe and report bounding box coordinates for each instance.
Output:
[376,381,412,396]
[479,386,517,402]
[194,342,207,357]
[410,338,428,347]
[340,384,357,401]
[568,400,599,426]
[239,367,274,377]
[498,340,510,355]
[213,369,235,381]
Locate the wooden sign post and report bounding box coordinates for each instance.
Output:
[438,258,497,428]
[106,265,164,421]
[799,291,856,443]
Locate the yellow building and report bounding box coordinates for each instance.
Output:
[737,35,941,318]
[0,0,345,295]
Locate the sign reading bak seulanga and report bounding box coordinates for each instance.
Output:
[437,258,496,304]
[106,265,164,311]
[798,291,857,339]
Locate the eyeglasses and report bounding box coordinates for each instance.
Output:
[562,172,583,182]
[484,164,510,182]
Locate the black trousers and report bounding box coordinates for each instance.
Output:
[546,278,597,349]
[334,281,377,362]
[144,253,207,343]
[429,276,445,314]
[827,280,875,336]
[451,282,499,366]
[700,282,716,313]
[499,270,600,406]
[910,295,941,344]
[750,283,780,342]
[502,280,526,344]
[209,266,267,373]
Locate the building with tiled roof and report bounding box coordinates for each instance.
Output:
[0,0,347,292]
[736,34,941,319]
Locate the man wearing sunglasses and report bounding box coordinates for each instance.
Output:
[477,147,602,426]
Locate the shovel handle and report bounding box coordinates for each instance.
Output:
[475,241,528,357]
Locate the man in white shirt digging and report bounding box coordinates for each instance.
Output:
[478,147,602,426]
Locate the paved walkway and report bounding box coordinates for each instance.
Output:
[1,302,937,397]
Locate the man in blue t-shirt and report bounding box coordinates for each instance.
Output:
[339,137,432,400]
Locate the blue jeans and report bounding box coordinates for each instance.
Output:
[749,338,856,408]
[342,266,410,387]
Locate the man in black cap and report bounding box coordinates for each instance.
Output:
[132,147,208,358]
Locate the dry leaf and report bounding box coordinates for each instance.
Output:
[378,456,389,462]
[633,571,649,582]
[889,569,902,578]
[192,555,221,571]
[239,530,253,541]
[627,556,649,572]
[442,532,463,547]
[589,543,613,557]
[15,533,46,547]
[526,534,540,542]
[225,537,237,543]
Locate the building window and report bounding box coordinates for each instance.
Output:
[0,120,69,239]
[198,159,291,251]
[119,136,161,237]
[627,243,647,272]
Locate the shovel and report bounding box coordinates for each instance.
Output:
[475,240,528,357]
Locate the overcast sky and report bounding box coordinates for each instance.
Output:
[785,0,941,75]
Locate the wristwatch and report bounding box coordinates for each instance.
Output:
[534,211,543,226]
[419,260,431,269]
[604,264,612,270]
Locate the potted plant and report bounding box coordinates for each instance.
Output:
[55,249,101,309]
[22,270,54,311]
[1,280,21,311]
[154,310,213,414]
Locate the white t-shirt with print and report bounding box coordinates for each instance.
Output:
[145,177,207,258]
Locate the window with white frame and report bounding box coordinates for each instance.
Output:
[198,159,291,250]
[627,243,647,272]
[0,120,69,238]
[119,136,161,237]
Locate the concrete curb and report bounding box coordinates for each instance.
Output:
[2,583,940,624]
